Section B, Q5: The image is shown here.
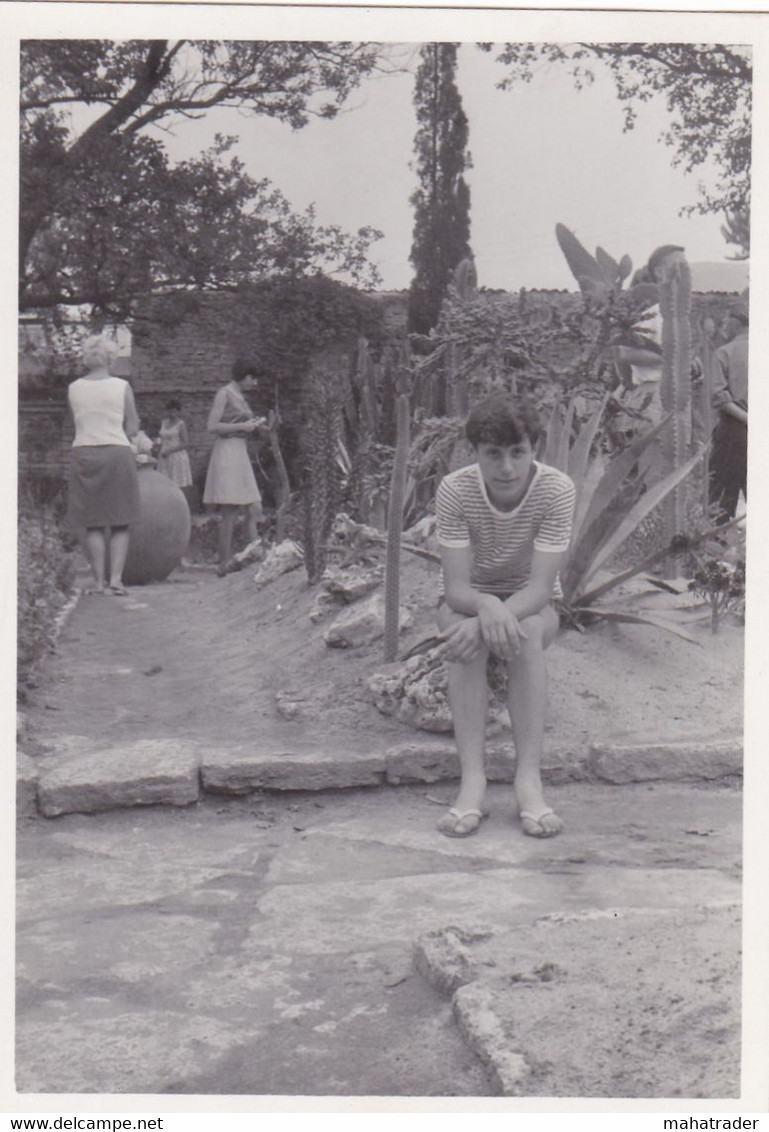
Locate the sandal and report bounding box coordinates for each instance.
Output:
[520,809,563,839]
[437,807,487,838]
[107,584,128,597]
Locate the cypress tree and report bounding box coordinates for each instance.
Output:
[407,43,473,338]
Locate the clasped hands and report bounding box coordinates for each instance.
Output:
[439,595,528,663]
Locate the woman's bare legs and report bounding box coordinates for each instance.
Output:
[217,505,238,571]
[108,526,130,590]
[243,502,260,546]
[83,527,107,592]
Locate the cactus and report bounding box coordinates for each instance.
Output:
[555,223,633,300]
[301,352,344,584]
[659,253,693,547]
[268,397,292,544]
[349,337,380,523]
[383,343,411,662]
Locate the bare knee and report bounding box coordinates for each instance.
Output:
[509,607,558,666]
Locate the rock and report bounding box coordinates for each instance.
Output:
[413,925,494,996]
[416,906,741,1098]
[322,564,383,603]
[37,740,200,817]
[308,565,384,623]
[452,983,532,1095]
[329,512,382,549]
[308,590,341,624]
[201,749,386,793]
[231,538,264,568]
[368,652,508,735]
[402,515,436,545]
[17,752,39,817]
[323,593,413,649]
[253,541,304,588]
[589,739,742,783]
[367,652,452,731]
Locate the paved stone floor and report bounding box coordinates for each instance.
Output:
[16,779,741,1098]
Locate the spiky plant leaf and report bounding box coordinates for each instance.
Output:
[577,413,673,539]
[566,394,608,497]
[578,607,701,644]
[580,447,706,588]
[555,398,576,473]
[595,246,619,284]
[541,398,565,468]
[618,254,633,283]
[555,223,604,289]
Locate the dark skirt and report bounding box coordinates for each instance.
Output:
[66,445,140,529]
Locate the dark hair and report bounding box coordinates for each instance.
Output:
[232,358,259,382]
[465,395,541,448]
[164,398,182,412]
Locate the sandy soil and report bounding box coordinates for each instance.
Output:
[26,549,744,768]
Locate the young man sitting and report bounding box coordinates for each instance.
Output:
[435,394,576,838]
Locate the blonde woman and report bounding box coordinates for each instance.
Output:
[66,334,140,595]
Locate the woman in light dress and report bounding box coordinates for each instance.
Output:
[66,334,140,595]
[203,360,269,576]
[156,399,193,489]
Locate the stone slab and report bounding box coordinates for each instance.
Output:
[37,739,200,817]
[17,752,39,818]
[590,739,742,783]
[16,1008,261,1094]
[201,748,386,793]
[416,903,741,1097]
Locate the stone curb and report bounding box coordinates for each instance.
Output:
[589,739,743,783]
[19,736,743,819]
[36,740,201,818]
[201,749,385,793]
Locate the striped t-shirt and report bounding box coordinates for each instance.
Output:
[435,461,576,597]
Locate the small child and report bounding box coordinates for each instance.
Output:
[157,398,193,489]
[435,394,576,839]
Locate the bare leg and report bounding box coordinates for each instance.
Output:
[83,527,107,592]
[438,604,490,832]
[218,506,237,571]
[108,526,130,590]
[243,502,260,546]
[506,605,562,836]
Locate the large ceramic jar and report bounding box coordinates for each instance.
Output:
[123,465,191,585]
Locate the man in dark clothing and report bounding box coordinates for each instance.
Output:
[709,294,749,522]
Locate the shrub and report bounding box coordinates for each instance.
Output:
[17,508,76,692]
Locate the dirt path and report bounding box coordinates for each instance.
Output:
[23,557,744,770]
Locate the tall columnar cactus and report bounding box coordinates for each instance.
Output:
[383,344,411,662]
[446,256,477,418]
[350,337,379,524]
[268,399,292,543]
[301,355,343,584]
[659,254,693,546]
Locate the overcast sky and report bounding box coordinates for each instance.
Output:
[166,42,738,292]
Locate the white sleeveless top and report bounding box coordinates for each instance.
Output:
[69,376,131,447]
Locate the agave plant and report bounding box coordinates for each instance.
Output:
[542,395,708,641]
